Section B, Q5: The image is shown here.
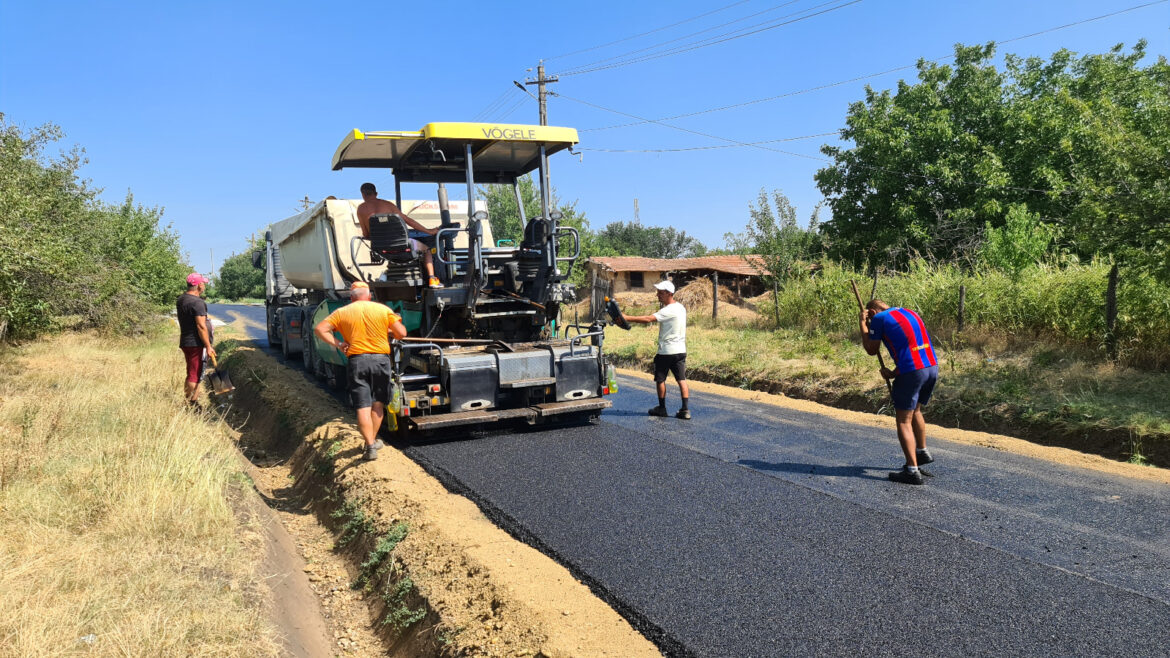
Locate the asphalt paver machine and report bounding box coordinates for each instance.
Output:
[329,122,615,436]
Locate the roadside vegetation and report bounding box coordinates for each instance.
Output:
[0,114,191,342]
[0,328,279,656]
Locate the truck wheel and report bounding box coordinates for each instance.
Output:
[301,317,314,372]
[329,363,346,392]
[281,331,291,360]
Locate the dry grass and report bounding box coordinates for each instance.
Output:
[0,330,279,657]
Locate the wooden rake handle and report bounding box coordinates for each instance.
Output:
[850,280,894,397]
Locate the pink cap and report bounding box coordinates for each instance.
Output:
[186,273,210,286]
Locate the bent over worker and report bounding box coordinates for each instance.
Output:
[860,299,939,485]
[621,280,691,419]
[314,282,407,461]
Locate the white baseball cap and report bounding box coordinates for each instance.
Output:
[653,280,675,294]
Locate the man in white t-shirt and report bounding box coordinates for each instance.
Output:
[620,280,691,419]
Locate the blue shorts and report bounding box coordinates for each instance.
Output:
[891,365,938,411]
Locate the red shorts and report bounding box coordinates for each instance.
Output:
[181,346,205,384]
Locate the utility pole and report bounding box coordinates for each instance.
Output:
[524,61,558,196]
[634,198,640,223]
[524,61,558,127]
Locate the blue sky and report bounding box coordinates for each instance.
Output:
[2,0,1166,274]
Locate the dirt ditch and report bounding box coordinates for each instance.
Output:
[220,343,661,657]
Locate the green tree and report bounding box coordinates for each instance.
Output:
[815,41,1170,278]
[979,204,1056,275]
[593,219,706,259]
[0,114,189,340]
[214,245,265,300]
[724,189,821,283]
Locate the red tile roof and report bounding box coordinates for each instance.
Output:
[587,255,769,276]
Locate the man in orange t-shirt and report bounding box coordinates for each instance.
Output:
[313,282,407,461]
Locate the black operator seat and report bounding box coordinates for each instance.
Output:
[368,213,423,288]
[368,213,414,264]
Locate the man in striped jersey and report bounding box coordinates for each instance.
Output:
[861,299,939,485]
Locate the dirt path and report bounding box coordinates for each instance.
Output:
[217,340,661,657]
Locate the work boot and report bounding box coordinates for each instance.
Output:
[888,466,925,485]
[428,276,442,289]
[676,409,691,420]
[364,439,384,461]
[648,406,668,417]
[916,448,934,465]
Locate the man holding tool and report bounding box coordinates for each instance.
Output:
[314,282,408,461]
[176,272,215,408]
[860,299,938,485]
[620,280,691,419]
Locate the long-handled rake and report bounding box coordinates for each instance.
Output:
[850,280,894,398]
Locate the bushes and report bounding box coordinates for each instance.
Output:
[0,115,187,340]
[759,260,1169,363]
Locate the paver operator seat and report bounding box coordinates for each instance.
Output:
[368,213,424,288]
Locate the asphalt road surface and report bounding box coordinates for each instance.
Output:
[212,303,1170,657]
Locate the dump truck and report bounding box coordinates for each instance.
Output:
[256,122,616,437]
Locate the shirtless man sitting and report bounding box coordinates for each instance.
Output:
[356,182,441,288]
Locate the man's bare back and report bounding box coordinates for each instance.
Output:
[356,198,436,239]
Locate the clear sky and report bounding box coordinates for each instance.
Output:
[2,0,1166,274]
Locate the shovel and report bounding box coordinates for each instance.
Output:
[205,352,235,395]
[850,280,894,398]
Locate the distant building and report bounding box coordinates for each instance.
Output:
[586,255,770,296]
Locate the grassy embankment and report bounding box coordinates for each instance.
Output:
[0,328,278,656]
[603,262,1170,467]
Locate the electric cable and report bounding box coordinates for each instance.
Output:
[544,0,757,62]
[558,91,1152,200]
[579,0,1169,132]
[576,131,838,152]
[554,0,821,75]
[472,88,517,122]
[557,0,863,77]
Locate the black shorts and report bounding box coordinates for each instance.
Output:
[347,353,391,409]
[653,353,687,383]
[891,365,938,411]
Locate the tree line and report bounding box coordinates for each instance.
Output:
[0,115,190,341]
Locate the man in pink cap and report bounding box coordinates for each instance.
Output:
[177,273,215,407]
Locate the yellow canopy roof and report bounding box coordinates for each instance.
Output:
[331,122,579,184]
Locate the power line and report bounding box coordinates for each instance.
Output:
[576,131,838,152]
[544,0,756,62]
[558,91,1153,200]
[557,0,863,77]
[553,91,828,161]
[553,0,815,75]
[473,88,523,122]
[579,0,1169,132]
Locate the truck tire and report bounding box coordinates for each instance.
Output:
[281,328,291,360]
[329,363,346,392]
[266,304,280,348]
[301,311,315,373]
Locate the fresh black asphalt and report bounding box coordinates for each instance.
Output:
[212,304,1170,657]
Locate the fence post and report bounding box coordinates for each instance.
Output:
[712,272,719,323]
[1105,263,1119,360]
[772,278,780,328]
[957,285,966,333]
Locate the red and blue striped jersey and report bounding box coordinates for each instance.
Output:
[867,307,937,373]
